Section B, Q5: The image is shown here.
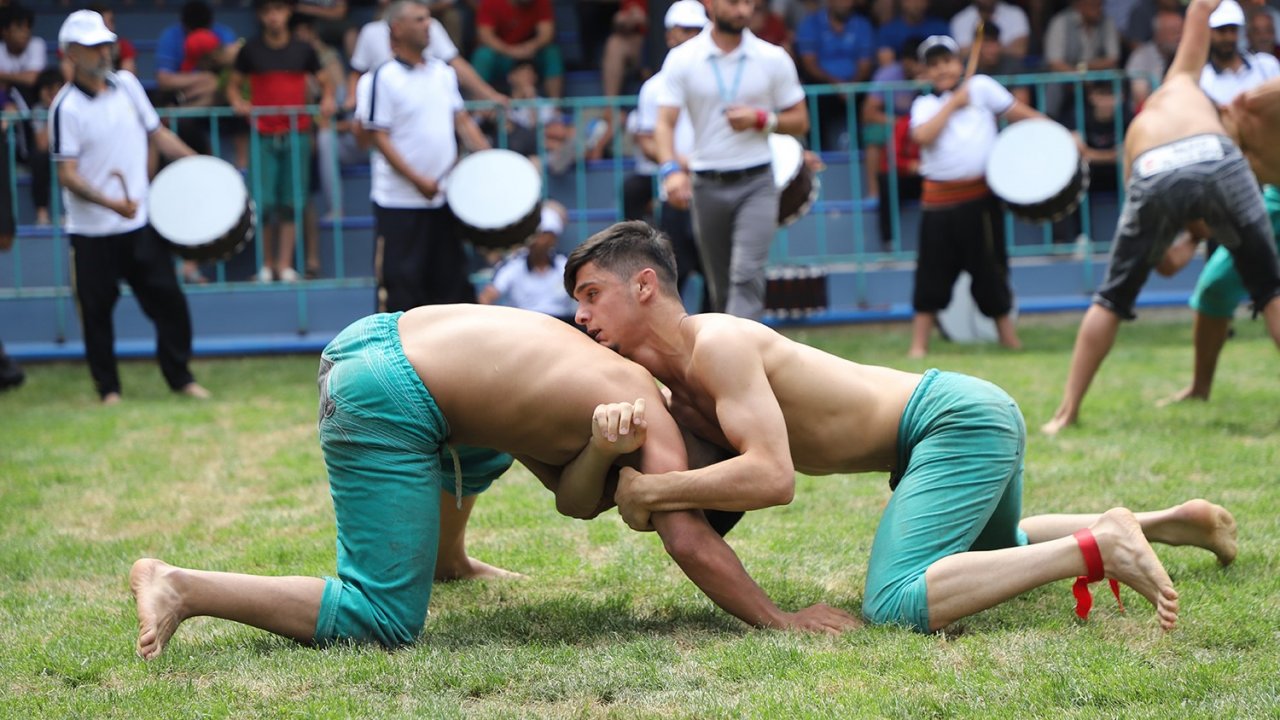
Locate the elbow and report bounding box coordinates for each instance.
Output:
[792,114,810,136]
[659,516,713,566]
[761,461,796,507]
[555,496,596,520]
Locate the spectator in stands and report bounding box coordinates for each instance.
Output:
[862,38,924,234]
[1248,6,1279,57]
[347,0,505,109]
[771,0,822,31]
[877,0,949,63]
[1043,0,1121,122]
[600,1,647,98]
[28,69,63,227]
[876,111,922,250]
[229,0,336,283]
[473,0,564,98]
[427,0,465,47]
[0,4,44,105]
[1124,0,1182,52]
[796,0,876,150]
[750,0,793,53]
[156,1,242,109]
[1053,80,1127,243]
[294,0,354,56]
[950,0,1030,63]
[478,203,575,321]
[973,23,1030,103]
[495,61,576,173]
[1199,0,1280,107]
[1126,9,1182,111]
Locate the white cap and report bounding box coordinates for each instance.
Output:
[59,10,118,49]
[917,34,959,62]
[665,0,709,30]
[538,205,564,236]
[1209,0,1245,28]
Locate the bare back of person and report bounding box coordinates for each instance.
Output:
[397,304,674,466]
[1124,74,1228,167]
[668,314,922,476]
[1222,76,1280,185]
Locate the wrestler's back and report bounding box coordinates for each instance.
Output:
[1124,75,1227,167]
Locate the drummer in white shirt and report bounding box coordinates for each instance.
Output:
[654,0,808,320]
[631,0,708,308]
[354,0,490,312]
[907,35,1046,358]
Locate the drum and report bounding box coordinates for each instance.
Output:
[446,149,543,249]
[985,118,1089,223]
[764,265,828,320]
[149,155,255,262]
[769,134,820,227]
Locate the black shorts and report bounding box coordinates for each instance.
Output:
[1096,134,1280,320]
[912,194,1012,317]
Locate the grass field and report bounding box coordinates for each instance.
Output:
[2,310,1278,718]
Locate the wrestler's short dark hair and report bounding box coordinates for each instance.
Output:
[564,220,680,298]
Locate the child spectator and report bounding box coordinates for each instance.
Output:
[478,202,575,322]
[501,61,578,174]
[0,4,44,106]
[861,39,924,233]
[473,0,564,98]
[28,69,64,227]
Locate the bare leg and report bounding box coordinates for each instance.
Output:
[863,145,882,199]
[995,314,1022,350]
[1160,312,1231,405]
[1264,296,1280,348]
[544,73,564,100]
[924,508,1178,631]
[277,220,297,274]
[908,312,934,358]
[1019,499,1237,565]
[1042,303,1122,435]
[600,34,642,98]
[130,558,325,660]
[433,493,524,581]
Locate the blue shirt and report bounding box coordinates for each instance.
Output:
[876,17,950,59]
[154,22,240,74]
[795,11,876,81]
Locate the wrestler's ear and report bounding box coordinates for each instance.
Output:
[635,267,660,301]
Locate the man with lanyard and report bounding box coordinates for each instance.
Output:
[654,0,808,320]
[51,10,210,405]
[1199,0,1280,105]
[355,0,490,312]
[631,0,708,308]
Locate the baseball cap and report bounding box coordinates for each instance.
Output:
[917,35,959,63]
[1209,0,1245,28]
[665,0,709,30]
[58,10,118,49]
[538,205,564,236]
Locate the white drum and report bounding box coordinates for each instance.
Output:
[446,149,543,249]
[986,119,1088,223]
[769,134,820,227]
[149,155,254,262]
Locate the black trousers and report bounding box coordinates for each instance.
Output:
[374,204,475,313]
[71,227,196,398]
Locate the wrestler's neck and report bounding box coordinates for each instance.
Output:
[631,299,692,380]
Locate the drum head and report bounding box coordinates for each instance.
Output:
[769,134,804,190]
[150,155,248,247]
[447,149,542,230]
[986,119,1079,208]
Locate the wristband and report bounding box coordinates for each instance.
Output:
[763,111,778,134]
[659,160,681,180]
[755,109,768,130]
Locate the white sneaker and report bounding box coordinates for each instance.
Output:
[255,266,274,283]
[278,267,301,283]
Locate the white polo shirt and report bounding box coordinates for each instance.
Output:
[632,70,695,176]
[490,250,575,317]
[910,74,1014,181]
[356,57,463,209]
[1199,52,1280,106]
[49,72,158,237]
[0,36,46,76]
[349,18,458,74]
[950,3,1030,47]
[658,28,806,172]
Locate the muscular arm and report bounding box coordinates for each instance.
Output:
[1166,0,1221,79]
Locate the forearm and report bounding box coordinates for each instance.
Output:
[654,111,679,164]
[653,511,787,628]
[477,29,514,56]
[370,132,427,184]
[158,70,211,93]
[556,443,622,518]
[774,104,808,136]
[634,456,794,513]
[911,104,957,146]
[58,165,116,209]
[636,133,658,163]
[456,113,491,152]
[151,125,196,160]
[451,59,503,102]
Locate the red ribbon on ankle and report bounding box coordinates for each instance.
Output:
[1072,529,1124,620]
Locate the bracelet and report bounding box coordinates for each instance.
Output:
[755,109,768,130]
[763,111,778,134]
[659,160,681,180]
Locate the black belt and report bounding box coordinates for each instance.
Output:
[693,163,771,183]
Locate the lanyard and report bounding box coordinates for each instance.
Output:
[709,53,747,105]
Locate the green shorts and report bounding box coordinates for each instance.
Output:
[1190,185,1280,318]
[863,370,1029,632]
[861,122,890,146]
[257,132,312,216]
[314,312,513,647]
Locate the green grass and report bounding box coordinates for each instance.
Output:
[2,310,1278,718]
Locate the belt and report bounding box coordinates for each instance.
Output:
[693,163,771,183]
[1132,135,1227,179]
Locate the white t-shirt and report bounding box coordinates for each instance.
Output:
[658,28,806,171]
[0,36,46,75]
[356,58,463,209]
[49,72,159,236]
[490,250,575,317]
[950,3,1030,47]
[349,18,457,73]
[1199,52,1280,106]
[632,70,695,176]
[910,74,1014,181]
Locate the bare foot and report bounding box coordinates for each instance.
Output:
[1041,409,1075,436]
[178,383,212,400]
[1156,386,1209,408]
[102,392,122,406]
[907,347,927,359]
[435,556,526,583]
[1091,508,1179,631]
[1148,499,1237,566]
[130,558,187,660]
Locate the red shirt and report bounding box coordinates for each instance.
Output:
[477,0,554,45]
[752,11,790,48]
[880,116,920,174]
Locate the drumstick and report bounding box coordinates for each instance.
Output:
[964,20,985,80]
[110,170,131,203]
